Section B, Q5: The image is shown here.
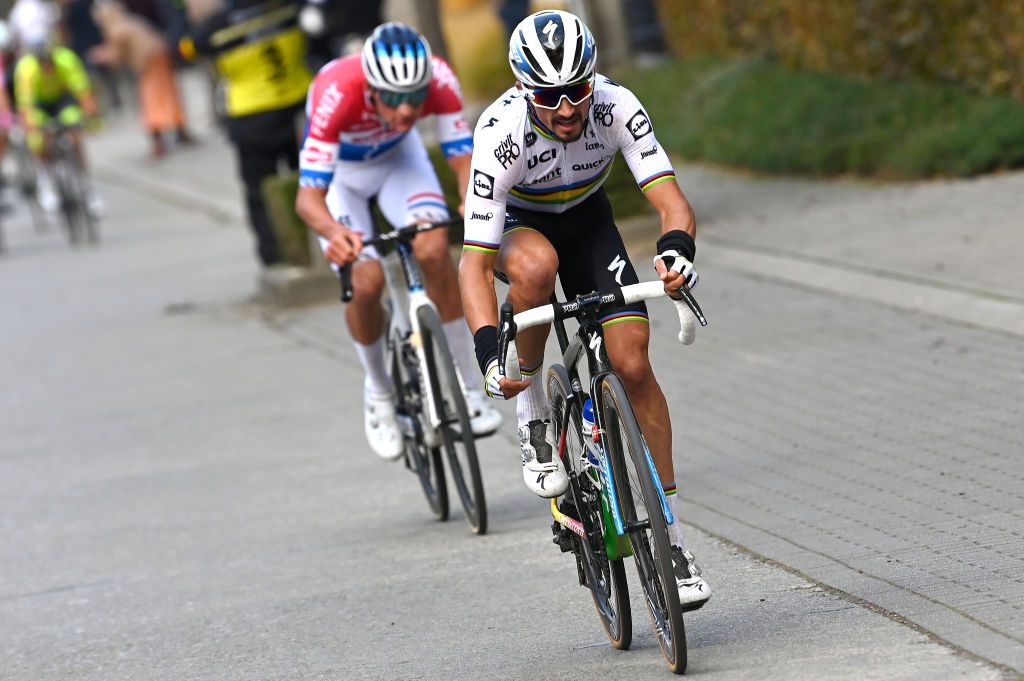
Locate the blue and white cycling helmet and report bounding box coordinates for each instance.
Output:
[508,10,596,88]
[361,22,433,93]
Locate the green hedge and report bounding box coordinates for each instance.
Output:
[655,0,1024,101]
[627,56,1024,177]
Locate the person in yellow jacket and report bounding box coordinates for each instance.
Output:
[14,41,104,215]
[186,0,311,266]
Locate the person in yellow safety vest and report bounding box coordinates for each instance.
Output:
[184,0,312,267]
[14,41,104,216]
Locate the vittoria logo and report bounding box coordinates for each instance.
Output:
[627,109,652,140]
[493,133,521,169]
[592,102,615,127]
[473,170,495,199]
[640,146,658,159]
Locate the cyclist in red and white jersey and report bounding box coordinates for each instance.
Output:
[459,10,710,609]
[296,22,502,461]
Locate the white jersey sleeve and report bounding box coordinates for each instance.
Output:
[600,80,678,194]
[462,96,528,255]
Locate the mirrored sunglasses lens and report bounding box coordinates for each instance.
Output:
[530,81,593,108]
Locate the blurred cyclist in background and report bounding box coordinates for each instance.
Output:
[295,22,502,460]
[13,40,104,215]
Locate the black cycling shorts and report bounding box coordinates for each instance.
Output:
[502,188,648,326]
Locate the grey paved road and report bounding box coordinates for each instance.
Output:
[1,80,1021,680]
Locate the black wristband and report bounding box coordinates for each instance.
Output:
[473,325,499,375]
[656,229,696,264]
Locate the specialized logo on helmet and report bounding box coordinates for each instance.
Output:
[541,20,560,49]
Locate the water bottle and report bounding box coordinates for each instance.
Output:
[581,398,596,442]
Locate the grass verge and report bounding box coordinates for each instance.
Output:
[626,56,1024,178]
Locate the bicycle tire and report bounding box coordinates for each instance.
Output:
[67,156,99,245]
[547,364,632,650]
[599,374,687,674]
[418,305,487,534]
[390,334,449,521]
[54,158,81,246]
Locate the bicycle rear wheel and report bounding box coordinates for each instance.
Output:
[390,335,448,521]
[599,374,687,674]
[418,306,487,534]
[547,364,631,650]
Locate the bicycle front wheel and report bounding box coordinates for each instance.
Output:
[547,364,631,650]
[599,374,687,674]
[418,306,487,534]
[390,335,448,521]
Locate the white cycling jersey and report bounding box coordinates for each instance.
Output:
[462,74,677,254]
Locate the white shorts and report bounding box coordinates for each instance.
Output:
[321,129,450,261]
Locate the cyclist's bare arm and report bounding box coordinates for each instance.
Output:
[644,180,696,294]
[295,185,361,265]
[446,153,471,215]
[459,248,531,398]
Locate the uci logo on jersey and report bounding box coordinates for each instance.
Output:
[473,171,495,199]
[627,109,652,140]
[527,148,557,169]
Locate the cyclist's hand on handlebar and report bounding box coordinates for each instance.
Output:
[654,251,698,300]
[325,225,362,265]
[484,359,531,400]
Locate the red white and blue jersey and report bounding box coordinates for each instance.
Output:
[299,55,472,189]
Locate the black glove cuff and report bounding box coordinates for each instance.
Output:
[473,325,499,375]
[656,229,696,265]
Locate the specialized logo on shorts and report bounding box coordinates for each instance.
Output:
[525,131,538,147]
[640,146,658,159]
[593,102,615,127]
[608,254,626,285]
[470,211,494,221]
[473,170,495,199]
[627,109,652,140]
[494,133,521,169]
[527,148,557,169]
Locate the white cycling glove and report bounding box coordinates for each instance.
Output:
[655,249,699,292]
[484,358,504,400]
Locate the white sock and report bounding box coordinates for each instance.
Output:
[665,489,686,549]
[516,359,548,427]
[442,318,477,389]
[353,336,391,397]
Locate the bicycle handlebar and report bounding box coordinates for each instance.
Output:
[337,218,463,304]
[498,280,708,376]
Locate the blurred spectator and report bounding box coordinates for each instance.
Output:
[60,0,124,110]
[300,0,382,70]
[9,0,59,53]
[92,0,193,158]
[495,0,529,39]
[188,0,311,266]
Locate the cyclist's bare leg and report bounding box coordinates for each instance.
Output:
[604,320,675,485]
[410,226,462,322]
[346,260,386,344]
[496,228,558,370]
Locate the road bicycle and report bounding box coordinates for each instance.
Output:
[497,275,707,673]
[45,121,99,246]
[339,219,487,534]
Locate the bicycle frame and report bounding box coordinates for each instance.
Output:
[548,294,675,556]
[381,240,447,448]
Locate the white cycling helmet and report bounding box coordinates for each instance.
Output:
[361,22,433,93]
[509,10,596,88]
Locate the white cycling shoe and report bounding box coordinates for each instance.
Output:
[518,419,568,498]
[364,387,403,461]
[671,547,711,611]
[466,389,503,436]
